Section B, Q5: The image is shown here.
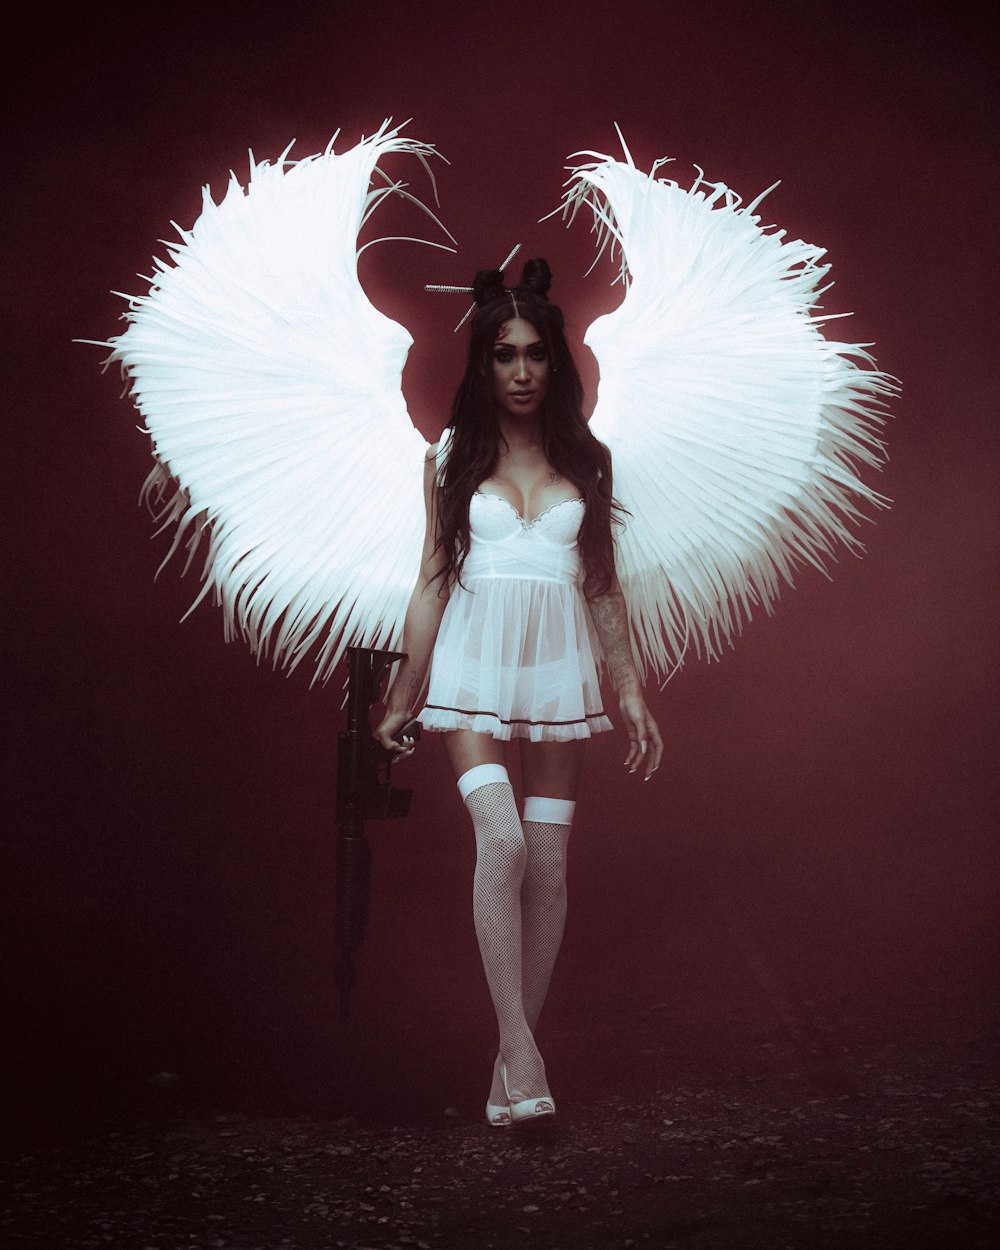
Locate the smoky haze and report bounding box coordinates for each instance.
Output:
[5,0,996,1174]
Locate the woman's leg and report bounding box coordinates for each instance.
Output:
[443,731,548,1111]
[517,738,586,1031]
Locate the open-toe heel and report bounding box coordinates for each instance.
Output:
[485,1099,512,1128]
[485,1055,512,1127]
[500,1061,556,1124]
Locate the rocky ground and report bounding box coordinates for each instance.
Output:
[3,990,997,1250]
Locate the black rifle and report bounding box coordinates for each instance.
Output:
[334,646,420,1023]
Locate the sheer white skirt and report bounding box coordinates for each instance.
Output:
[419,575,612,742]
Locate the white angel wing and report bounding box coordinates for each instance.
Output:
[558,142,896,681]
[101,121,452,684]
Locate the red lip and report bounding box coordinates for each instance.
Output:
[510,391,535,398]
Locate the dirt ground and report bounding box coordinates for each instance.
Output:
[3,984,997,1250]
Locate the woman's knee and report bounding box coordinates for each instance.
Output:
[475,823,527,874]
[457,760,526,868]
[524,826,570,882]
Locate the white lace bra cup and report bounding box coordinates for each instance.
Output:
[465,493,586,584]
[472,492,584,539]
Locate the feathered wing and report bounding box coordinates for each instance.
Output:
[558,144,897,682]
[102,121,451,684]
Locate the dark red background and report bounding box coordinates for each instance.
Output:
[5,1,997,1132]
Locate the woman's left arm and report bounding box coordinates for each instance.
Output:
[588,577,664,781]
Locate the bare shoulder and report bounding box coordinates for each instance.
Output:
[425,427,453,486]
[422,444,442,502]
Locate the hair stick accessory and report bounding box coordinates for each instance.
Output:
[426,244,522,332]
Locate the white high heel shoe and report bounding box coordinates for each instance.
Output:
[501,1061,556,1123]
[486,1055,512,1127]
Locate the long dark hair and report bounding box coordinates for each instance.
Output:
[434,258,627,598]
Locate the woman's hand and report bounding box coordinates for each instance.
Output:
[368,446,447,765]
[587,578,662,780]
[373,708,418,759]
[619,687,663,781]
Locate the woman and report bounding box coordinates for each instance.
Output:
[374,259,663,1127]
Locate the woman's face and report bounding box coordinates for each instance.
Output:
[490,317,549,419]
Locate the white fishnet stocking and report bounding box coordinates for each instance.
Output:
[485,814,571,1109]
[521,818,571,1027]
[464,781,549,1102]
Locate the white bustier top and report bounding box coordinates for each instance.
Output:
[462,492,585,585]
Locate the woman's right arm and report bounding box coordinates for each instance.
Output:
[373,446,450,753]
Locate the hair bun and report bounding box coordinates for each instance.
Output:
[519,258,552,299]
[472,268,505,306]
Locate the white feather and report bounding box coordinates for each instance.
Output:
[558,150,897,682]
[104,122,452,684]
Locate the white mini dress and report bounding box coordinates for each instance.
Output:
[419,486,614,743]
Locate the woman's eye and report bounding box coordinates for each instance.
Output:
[494,351,512,363]
[531,350,548,361]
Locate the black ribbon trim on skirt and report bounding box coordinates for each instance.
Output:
[422,703,607,728]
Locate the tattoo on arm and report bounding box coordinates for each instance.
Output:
[589,589,639,692]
